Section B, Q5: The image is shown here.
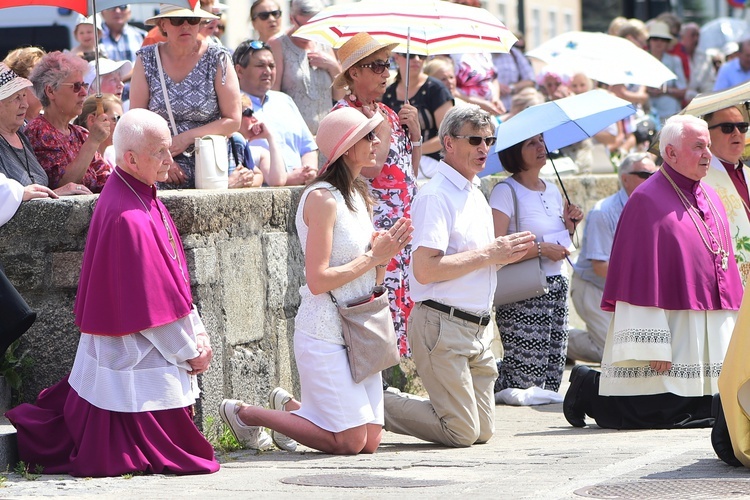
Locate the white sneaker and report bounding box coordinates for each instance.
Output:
[269,387,298,452]
[219,399,273,450]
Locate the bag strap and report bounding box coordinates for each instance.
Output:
[499,180,521,233]
[154,44,179,137]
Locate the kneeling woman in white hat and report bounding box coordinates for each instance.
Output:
[220,107,413,455]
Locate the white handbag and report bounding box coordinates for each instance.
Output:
[194,135,229,189]
[155,44,228,189]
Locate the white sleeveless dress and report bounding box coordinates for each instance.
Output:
[292,182,384,432]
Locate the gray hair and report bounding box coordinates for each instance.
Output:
[438,105,493,156]
[659,114,707,159]
[291,0,326,16]
[113,109,169,166]
[29,51,89,107]
[619,152,650,175]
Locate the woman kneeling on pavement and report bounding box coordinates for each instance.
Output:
[220,107,413,455]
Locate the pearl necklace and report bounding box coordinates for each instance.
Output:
[661,167,730,271]
[114,168,188,284]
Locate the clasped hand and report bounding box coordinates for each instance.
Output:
[371,217,414,265]
[492,231,535,265]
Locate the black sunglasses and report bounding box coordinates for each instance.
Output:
[708,122,750,134]
[242,108,254,118]
[628,171,653,179]
[454,135,497,146]
[363,130,376,142]
[359,61,390,74]
[233,39,269,67]
[169,17,202,26]
[252,9,281,21]
[111,5,128,11]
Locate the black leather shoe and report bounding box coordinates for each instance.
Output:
[564,365,591,428]
[711,393,742,467]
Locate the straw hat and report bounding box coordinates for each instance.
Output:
[84,59,133,87]
[145,3,218,26]
[332,32,398,89]
[316,107,384,172]
[647,20,674,41]
[0,63,32,102]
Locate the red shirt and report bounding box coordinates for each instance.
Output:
[25,115,110,192]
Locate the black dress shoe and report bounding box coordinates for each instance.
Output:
[564,365,591,428]
[711,393,742,467]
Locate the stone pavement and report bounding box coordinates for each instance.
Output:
[2,366,750,499]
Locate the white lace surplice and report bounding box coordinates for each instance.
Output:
[599,302,736,397]
[68,307,203,413]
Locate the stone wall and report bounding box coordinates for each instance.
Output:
[0,174,619,428]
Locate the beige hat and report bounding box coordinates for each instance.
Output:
[145,3,218,26]
[316,107,384,172]
[0,63,32,102]
[647,20,674,41]
[332,32,398,89]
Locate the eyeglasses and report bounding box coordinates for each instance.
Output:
[359,61,390,74]
[168,17,202,26]
[628,171,653,179]
[453,135,497,146]
[708,121,750,134]
[110,5,128,11]
[242,108,254,118]
[363,130,376,142]
[252,9,282,21]
[59,81,90,93]
[233,39,269,67]
[112,114,121,123]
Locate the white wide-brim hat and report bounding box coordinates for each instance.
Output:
[145,3,218,26]
[316,107,384,172]
[84,59,133,87]
[0,62,32,102]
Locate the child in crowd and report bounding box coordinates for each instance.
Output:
[69,15,108,59]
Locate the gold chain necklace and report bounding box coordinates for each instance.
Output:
[114,168,188,284]
[661,167,730,271]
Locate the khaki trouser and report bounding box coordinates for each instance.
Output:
[568,274,612,363]
[384,302,498,447]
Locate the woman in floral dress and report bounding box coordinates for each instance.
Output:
[331,33,421,356]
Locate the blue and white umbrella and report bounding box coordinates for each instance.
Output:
[482,89,637,176]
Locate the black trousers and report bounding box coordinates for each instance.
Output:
[580,368,714,429]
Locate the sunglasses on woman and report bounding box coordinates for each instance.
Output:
[169,17,202,26]
[708,122,750,134]
[359,61,390,75]
[242,108,254,118]
[252,9,281,21]
[363,130,376,142]
[454,135,497,146]
[59,81,90,93]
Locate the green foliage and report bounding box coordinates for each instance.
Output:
[13,461,41,481]
[204,416,243,453]
[0,340,33,394]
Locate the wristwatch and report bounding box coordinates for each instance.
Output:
[411,139,422,147]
